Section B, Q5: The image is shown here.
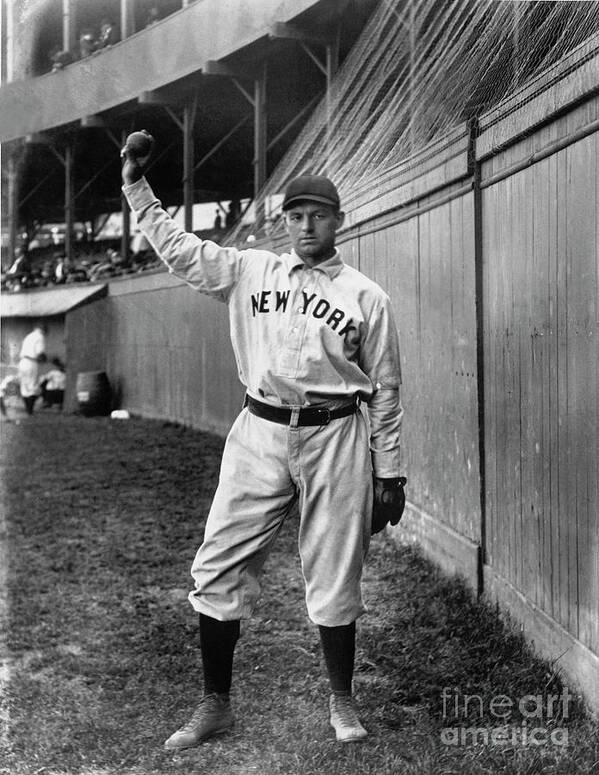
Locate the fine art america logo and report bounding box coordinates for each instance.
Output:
[440,687,572,747]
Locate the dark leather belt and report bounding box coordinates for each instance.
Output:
[245,394,358,426]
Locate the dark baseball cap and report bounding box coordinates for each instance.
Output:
[282,174,340,211]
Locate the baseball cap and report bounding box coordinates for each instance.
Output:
[282,174,340,211]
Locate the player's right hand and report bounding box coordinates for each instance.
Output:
[120,130,154,186]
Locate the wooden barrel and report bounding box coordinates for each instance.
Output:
[76,371,112,416]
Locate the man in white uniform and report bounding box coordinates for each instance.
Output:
[18,324,47,415]
[121,138,405,748]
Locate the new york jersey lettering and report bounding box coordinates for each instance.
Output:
[250,288,356,337]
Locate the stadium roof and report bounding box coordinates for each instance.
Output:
[0,283,107,318]
[1,0,378,224]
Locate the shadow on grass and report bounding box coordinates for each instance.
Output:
[1,414,597,775]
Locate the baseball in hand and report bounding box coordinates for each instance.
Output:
[125,130,153,158]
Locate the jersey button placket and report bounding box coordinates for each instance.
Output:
[287,277,311,373]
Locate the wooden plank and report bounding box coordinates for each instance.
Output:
[449,192,481,542]
[384,217,419,492]
[565,135,599,651]
[593,130,599,657]
[340,232,359,271]
[532,155,554,620]
[564,142,580,641]
[547,150,561,625]
[492,172,520,591]
[516,163,543,609]
[426,202,457,527]
[481,181,497,568]
[555,147,571,633]
[508,171,524,598]
[396,503,481,593]
[358,230,376,282]
[478,94,599,184]
[484,565,599,714]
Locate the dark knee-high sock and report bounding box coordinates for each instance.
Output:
[319,621,356,695]
[199,613,240,696]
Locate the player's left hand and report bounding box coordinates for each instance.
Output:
[371,476,407,535]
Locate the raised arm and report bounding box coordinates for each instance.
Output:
[121,131,242,302]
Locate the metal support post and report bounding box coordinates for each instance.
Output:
[254,63,267,202]
[120,130,131,262]
[325,32,339,172]
[4,0,16,83]
[183,99,197,232]
[62,0,76,55]
[409,0,416,153]
[120,0,135,39]
[64,143,74,263]
[7,154,19,268]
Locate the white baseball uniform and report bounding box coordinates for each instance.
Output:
[124,178,403,626]
[18,327,46,398]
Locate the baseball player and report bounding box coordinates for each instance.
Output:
[17,324,47,415]
[121,135,405,748]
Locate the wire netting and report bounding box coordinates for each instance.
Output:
[235,0,599,239]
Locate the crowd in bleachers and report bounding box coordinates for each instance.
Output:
[1,243,162,293]
[49,6,163,73]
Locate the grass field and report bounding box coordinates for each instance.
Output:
[1,410,597,775]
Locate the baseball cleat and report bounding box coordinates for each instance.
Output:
[329,693,368,743]
[163,693,234,750]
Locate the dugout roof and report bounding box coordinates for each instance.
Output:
[0,283,107,318]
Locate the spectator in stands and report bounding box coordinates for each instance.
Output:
[4,246,32,291]
[97,19,118,49]
[40,358,66,410]
[40,259,55,286]
[6,246,29,277]
[54,254,67,284]
[49,46,74,72]
[18,324,47,415]
[88,249,124,281]
[65,262,90,283]
[79,29,97,59]
[131,229,150,260]
[145,5,161,27]
[225,199,241,228]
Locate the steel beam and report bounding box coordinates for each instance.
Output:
[121,0,135,39]
[64,143,74,263]
[254,63,267,199]
[62,0,77,58]
[270,23,339,172]
[183,97,198,231]
[269,22,328,46]
[205,60,268,201]
[7,155,19,267]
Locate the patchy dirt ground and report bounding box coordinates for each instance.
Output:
[1,409,597,775]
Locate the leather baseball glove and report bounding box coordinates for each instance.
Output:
[371,476,407,535]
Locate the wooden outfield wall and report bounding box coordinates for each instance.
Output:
[64,39,599,709]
